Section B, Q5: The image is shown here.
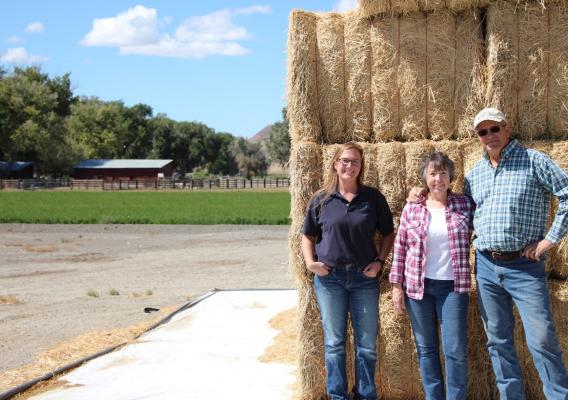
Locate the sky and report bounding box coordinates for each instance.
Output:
[1,0,358,138]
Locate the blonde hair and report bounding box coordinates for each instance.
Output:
[317,142,365,203]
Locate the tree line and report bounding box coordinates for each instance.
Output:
[0,66,290,178]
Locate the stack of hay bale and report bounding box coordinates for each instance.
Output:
[287,1,568,398]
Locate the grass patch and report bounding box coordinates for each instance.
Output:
[87,289,99,298]
[0,191,291,224]
[108,288,120,296]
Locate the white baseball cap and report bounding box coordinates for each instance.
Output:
[473,107,507,129]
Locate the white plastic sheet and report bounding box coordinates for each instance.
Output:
[30,290,297,400]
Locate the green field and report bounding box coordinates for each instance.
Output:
[0,191,291,224]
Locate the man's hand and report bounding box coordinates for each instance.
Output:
[406,186,426,203]
[392,284,406,315]
[362,261,382,278]
[522,239,554,261]
[307,261,331,277]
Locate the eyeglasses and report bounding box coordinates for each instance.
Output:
[476,125,502,137]
[337,158,361,167]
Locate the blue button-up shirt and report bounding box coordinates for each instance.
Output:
[464,139,568,252]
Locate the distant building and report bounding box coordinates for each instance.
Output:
[73,159,174,180]
[0,161,34,179]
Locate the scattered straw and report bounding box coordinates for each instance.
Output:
[22,244,59,253]
[259,308,297,365]
[0,306,177,395]
[0,295,21,305]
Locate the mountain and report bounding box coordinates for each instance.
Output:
[249,124,273,142]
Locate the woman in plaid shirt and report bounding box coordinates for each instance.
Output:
[389,152,474,400]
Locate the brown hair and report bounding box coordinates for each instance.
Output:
[418,151,455,190]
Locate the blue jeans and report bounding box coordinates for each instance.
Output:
[314,268,379,400]
[405,279,469,400]
[476,250,568,400]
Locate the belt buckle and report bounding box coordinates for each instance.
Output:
[490,251,502,259]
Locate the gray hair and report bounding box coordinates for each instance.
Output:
[418,152,455,187]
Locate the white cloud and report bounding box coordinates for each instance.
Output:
[81,4,271,59]
[333,0,359,12]
[6,36,24,44]
[0,47,47,64]
[25,22,45,33]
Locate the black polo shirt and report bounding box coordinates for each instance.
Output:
[302,186,394,270]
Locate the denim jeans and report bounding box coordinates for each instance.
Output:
[405,279,469,400]
[476,250,568,400]
[314,268,379,400]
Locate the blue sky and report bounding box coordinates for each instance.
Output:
[1,0,358,138]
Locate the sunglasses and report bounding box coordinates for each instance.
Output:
[476,125,502,137]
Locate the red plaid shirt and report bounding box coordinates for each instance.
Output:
[389,193,474,300]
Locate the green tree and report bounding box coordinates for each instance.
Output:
[266,107,290,168]
[230,137,268,179]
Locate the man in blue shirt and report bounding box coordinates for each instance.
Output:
[465,107,568,399]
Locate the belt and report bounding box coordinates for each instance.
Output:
[482,250,522,261]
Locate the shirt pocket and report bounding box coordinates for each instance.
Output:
[449,213,469,233]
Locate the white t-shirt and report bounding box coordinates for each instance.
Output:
[424,207,454,280]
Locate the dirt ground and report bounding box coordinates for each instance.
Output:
[0,224,295,381]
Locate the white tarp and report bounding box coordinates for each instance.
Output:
[30,290,297,400]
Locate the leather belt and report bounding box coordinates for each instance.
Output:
[482,250,522,261]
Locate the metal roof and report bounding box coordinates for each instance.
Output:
[0,161,34,172]
[74,160,173,169]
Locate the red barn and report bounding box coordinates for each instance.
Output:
[73,160,174,180]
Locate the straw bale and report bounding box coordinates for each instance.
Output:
[549,5,568,139]
[463,138,484,175]
[405,141,435,190]
[399,14,428,141]
[289,141,323,227]
[551,142,568,276]
[359,142,380,189]
[316,13,346,144]
[434,140,465,193]
[426,12,456,140]
[377,282,423,399]
[468,290,500,399]
[344,14,373,142]
[287,10,321,143]
[374,142,406,215]
[370,15,401,142]
[455,10,485,139]
[485,1,520,135]
[358,0,491,15]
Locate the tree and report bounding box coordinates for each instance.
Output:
[266,107,290,168]
[230,137,268,179]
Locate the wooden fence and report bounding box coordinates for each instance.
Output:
[0,178,290,191]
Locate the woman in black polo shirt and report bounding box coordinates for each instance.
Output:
[302,141,395,400]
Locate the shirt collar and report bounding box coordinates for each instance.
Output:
[482,139,519,161]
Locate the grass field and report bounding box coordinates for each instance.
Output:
[0,191,291,224]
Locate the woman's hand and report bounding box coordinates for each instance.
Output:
[307,261,331,277]
[392,284,406,315]
[406,186,425,203]
[362,261,382,278]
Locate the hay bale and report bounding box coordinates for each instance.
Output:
[370,15,401,142]
[486,2,568,141]
[399,14,428,141]
[434,140,465,193]
[551,142,568,277]
[468,289,500,399]
[316,13,346,144]
[549,6,568,139]
[485,1,520,136]
[344,14,373,142]
[377,282,423,399]
[358,0,490,15]
[287,10,321,143]
[427,12,456,140]
[463,138,484,175]
[289,142,323,228]
[455,10,485,139]
[405,140,435,190]
[374,142,406,216]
